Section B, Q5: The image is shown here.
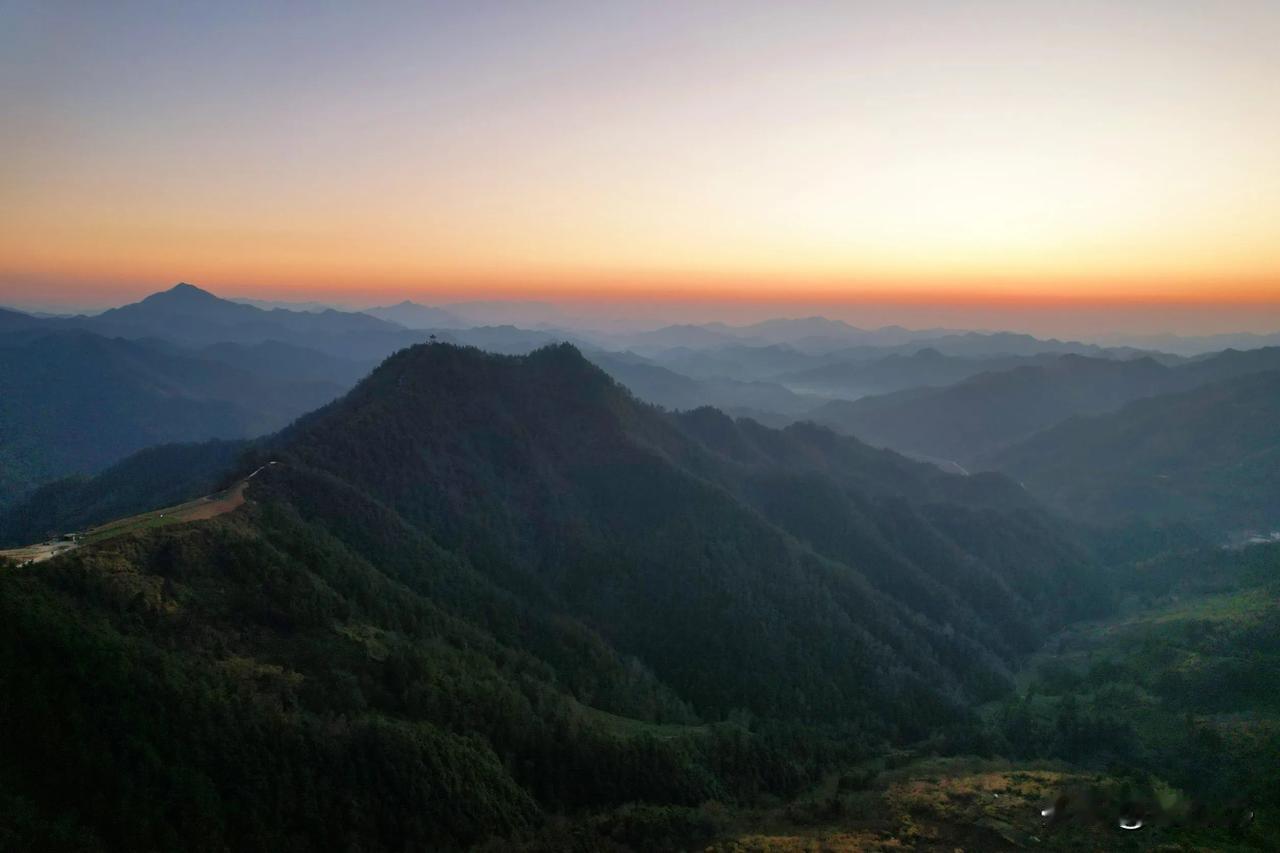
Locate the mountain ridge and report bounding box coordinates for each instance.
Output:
[810,347,1280,463]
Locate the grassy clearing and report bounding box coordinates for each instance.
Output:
[0,541,77,566]
[78,481,247,545]
[0,481,250,568]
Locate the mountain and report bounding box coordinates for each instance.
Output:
[892,331,1130,359]
[630,333,1171,393]
[726,317,869,341]
[0,306,47,333]
[587,351,822,416]
[774,348,1056,398]
[584,321,956,361]
[0,342,1105,850]
[364,300,468,329]
[983,370,1280,535]
[84,283,400,342]
[809,355,1174,463]
[0,439,249,546]
[810,347,1280,464]
[616,322,1162,361]
[719,319,967,352]
[716,316,885,348]
[645,343,832,381]
[429,324,573,354]
[0,331,344,505]
[435,299,570,327]
[631,319,1116,356]
[274,343,1101,687]
[612,323,742,353]
[228,297,344,313]
[1177,345,1280,384]
[33,283,445,362]
[1095,330,1280,356]
[197,340,375,386]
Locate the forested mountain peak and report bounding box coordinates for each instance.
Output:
[262,342,1105,714]
[0,342,1148,850]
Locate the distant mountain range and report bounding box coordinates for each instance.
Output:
[85,283,398,344]
[809,348,1280,465]
[773,348,1060,398]
[0,330,345,506]
[1093,330,1280,356]
[984,369,1280,534]
[600,321,1156,360]
[0,287,608,507]
[586,350,823,416]
[3,283,432,362]
[3,282,1277,535]
[363,300,468,329]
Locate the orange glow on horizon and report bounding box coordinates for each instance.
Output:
[4,265,1277,309]
[2,2,1279,333]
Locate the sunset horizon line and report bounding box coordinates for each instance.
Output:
[6,277,1280,339]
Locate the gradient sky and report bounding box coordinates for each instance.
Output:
[2,1,1278,332]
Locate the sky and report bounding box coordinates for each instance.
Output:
[2,1,1278,334]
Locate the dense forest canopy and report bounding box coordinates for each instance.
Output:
[1,334,1275,850]
[0,343,1114,848]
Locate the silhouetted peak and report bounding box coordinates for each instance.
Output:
[144,282,221,305]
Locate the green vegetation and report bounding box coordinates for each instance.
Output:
[1,342,1273,850]
[0,503,853,850]
[987,542,1280,846]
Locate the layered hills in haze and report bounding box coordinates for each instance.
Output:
[0,331,343,506]
[0,286,568,507]
[6,283,1277,544]
[81,283,398,347]
[809,348,1280,466]
[986,369,1280,534]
